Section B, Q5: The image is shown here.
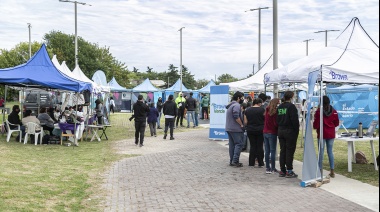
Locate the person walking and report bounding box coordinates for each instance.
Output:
[132,95,150,147]
[175,92,186,128]
[185,92,196,128]
[313,95,339,178]
[244,98,265,167]
[156,97,163,129]
[109,97,115,114]
[277,91,300,178]
[147,103,159,137]
[263,98,280,174]
[226,91,245,167]
[163,94,177,140]
[200,94,210,120]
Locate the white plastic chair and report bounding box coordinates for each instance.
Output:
[5,119,22,142]
[24,122,43,145]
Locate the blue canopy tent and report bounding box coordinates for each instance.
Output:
[164,79,189,101]
[108,77,132,112]
[0,44,92,92]
[132,78,160,106]
[198,80,216,94]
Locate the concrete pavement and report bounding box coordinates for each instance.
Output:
[102,128,378,211]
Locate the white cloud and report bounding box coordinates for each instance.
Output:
[0,0,378,80]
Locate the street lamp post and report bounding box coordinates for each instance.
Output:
[314,30,339,47]
[303,39,313,56]
[178,27,185,93]
[245,7,269,71]
[59,0,92,67]
[273,0,279,98]
[27,23,31,59]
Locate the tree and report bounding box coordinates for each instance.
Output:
[217,74,238,83]
[180,65,196,89]
[195,79,209,90]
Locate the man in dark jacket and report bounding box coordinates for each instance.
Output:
[7,105,25,141]
[156,97,163,129]
[163,95,177,140]
[276,91,300,178]
[132,95,150,147]
[185,92,197,128]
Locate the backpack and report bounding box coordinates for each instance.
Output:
[355,151,368,164]
[42,134,50,145]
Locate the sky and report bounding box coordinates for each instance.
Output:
[0,0,378,81]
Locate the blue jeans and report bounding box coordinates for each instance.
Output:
[264,133,278,170]
[157,112,162,127]
[186,111,195,127]
[194,113,199,126]
[318,138,335,170]
[227,131,244,164]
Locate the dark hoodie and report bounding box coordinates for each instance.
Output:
[132,101,150,122]
[313,105,339,139]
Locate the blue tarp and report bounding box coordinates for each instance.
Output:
[108,77,131,92]
[198,80,216,93]
[0,44,92,92]
[132,78,159,92]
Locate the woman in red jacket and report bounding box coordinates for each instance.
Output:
[313,96,339,178]
[263,98,280,174]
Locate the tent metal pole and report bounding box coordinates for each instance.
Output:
[318,69,324,181]
[3,85,8,124]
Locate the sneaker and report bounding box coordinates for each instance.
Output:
[139,144,144,147]
[230,162,243,167]
[154,134,157,137]
[278,171,286,177]
[170,137,175,140]
[193,126,196,128]
[187,126,190,128]
[157,127,162,129]
[266,168,272,174]
[272,168,279,174]
[163,134,167,139]
[135,142,138,146]
[285,171,298,178]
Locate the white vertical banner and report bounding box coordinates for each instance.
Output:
[209,85,229,140]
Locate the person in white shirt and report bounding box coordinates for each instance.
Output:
[22,110,41,132]
[110,97,115,114]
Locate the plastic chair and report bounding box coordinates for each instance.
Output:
[5,119,22,142]
[24,122,43,145]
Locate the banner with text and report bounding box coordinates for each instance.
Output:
[209,85,229,140]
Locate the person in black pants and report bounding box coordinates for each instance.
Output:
[163,95,177,140]
[132,95,150,147]
[277,91,300,178]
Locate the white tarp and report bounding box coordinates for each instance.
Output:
[265,18,379,84]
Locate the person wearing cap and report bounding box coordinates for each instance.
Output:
[185,92,196,128]
[175,92,186,128]
[132,95,150,147]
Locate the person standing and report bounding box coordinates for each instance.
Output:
[163,94,177,140]
[109,97,115,114]
[156,97,163,129]
[8,105,26,141]
[132,95,150,147]
[301,99,307,120]
[147,103,159,137]
[200,94,210,120]
[313,95,339,178]
[226,91,245,167]
[244,98,265,167]
[95,99,104,125]
[185,92,196,128]
[194,99,200,127]
[175,92,186,128]
[0,96,5,113]
[277,91,300,178]
[263,98,280,174]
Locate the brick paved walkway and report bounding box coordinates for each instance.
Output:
[102,129,372,211]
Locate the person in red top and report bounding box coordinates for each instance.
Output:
[313,95,339,178]
[263,98,280,174]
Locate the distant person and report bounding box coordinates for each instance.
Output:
[194,99,200,127]
[163,94,177,140]
[8,105,25,141]
[109,97,115,114]
[185,92,196,128]
[156,97,163,129]
[48,107,58,123]
[175,92,186,128]
[258,93,269,109]
[37,107,55,136]
[244,98,265,167]
[246,96,253,108]
[301,99,307,119]
[225,91,245,167]
[263,98,280,174]
[200,94,210,120]
[0,96,5,113]
[95,99,104,125]
[132,95,150,147]
[277,91,300,178]
[147,103,159,137]
[313,95,339,178]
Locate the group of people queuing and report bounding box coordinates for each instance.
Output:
[131,92,210,147]
[226,91,339,179]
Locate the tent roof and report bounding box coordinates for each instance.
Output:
[222,55,282,91]
[327,84,378,93]
[132,78,159,92]
[92,70,111,92]
[265,17,379,84]
[108,77,131,92]
[0,44,92,92]
[165,79,189,92]
[198,80,216,93]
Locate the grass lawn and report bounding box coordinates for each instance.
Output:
[0,105,378,210]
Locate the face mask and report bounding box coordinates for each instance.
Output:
[239,99,244,104]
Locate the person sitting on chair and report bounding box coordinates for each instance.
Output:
[8,105,26,141]
[22,109,41,141]
[37,107,55,135]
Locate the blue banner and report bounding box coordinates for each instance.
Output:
[209,85,229,140]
